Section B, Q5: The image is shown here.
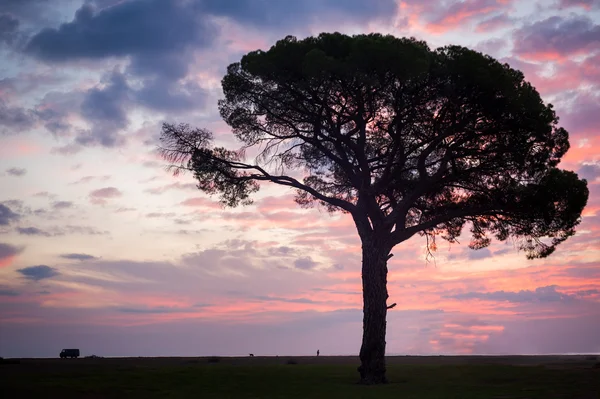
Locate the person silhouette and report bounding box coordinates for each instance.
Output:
[317,349,320,357]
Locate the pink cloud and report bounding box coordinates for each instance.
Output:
[89,187,123,205]
[399,0,513,34]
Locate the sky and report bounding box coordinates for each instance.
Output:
[0,0,599,358]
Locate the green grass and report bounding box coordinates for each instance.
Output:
[2,359,598,398]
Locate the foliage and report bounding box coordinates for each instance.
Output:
[159,32,588,259]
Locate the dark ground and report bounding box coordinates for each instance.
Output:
[2,355,599,398]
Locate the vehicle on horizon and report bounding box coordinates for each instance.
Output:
[59,349,80,359]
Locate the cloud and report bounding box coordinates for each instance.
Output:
[425,0,511,33]
[145,182,197,195]
[180,197,222,209]
[146,212,176,218]
[16,227,51,236]
[0,242,23,267]
[0,99,36,135]
[60,253,98,261]
[89,186,122,204]
[467,247,492,260]
[52,201,73,209]
[559,0,600,10]
[77,70,130,147]
[0,13,19,45]
[294,256,319,270]
[513,15,600,61]
[201,0,396,28]
[0,203,20,225]
[475,13,513,32]
[58,225,109,236]
[25,2,216,65]
[17,264,59,281]
[6,167,26,176]
[252,295,317,304]
[578,163,600,182]
[446,285,596,303]
[70,175,110,185]
[0,287,19,296]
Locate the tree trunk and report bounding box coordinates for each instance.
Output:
[357,239,389,384]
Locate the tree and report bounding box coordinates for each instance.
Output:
[159,33,589,384]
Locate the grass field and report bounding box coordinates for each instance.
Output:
[1,355,599,398]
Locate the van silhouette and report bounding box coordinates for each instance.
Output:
[59,349,80,359]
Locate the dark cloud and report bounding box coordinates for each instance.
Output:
[0,0,70,25]
[33,89,82,137]
[201,0,396,27]
[60,253,98,261]
[6,167,26,176]
[0,13,19,45]
[17,264,59,280]
[0,204,20,225]
[25,2,215,62]
[513,15,600,60]
[446,285,596,303]
[52,201,74,209]
[294,256,319,270]
[0,99,36,134]
[0,287,19,296]
[21,0,217,127]
[0,242,22,263]
[133,77,207,112]
[578,163,600,181]
[76,70,130,147]
[17,227,51,236]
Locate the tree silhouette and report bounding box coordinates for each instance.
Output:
[159,33,589,384]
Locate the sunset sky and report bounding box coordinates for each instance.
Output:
[1,0,599,358]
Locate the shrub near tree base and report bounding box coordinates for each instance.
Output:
[159,32,589,384]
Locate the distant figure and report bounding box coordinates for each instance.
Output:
[317,349,320,357]
[249,353,254,357]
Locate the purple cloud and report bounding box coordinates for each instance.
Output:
[17,226,51,236]
[0,99,36,135]
[60,253,98,261]
[6,167,26,176]
[17,264,59,281]
[445,285,595,303]
[294,256,319,270]
[577,163,600,181]
[0,242,22,265]
[513,15,600,60]
[0,204,19,225]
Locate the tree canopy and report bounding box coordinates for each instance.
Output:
[160,32,588,259]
